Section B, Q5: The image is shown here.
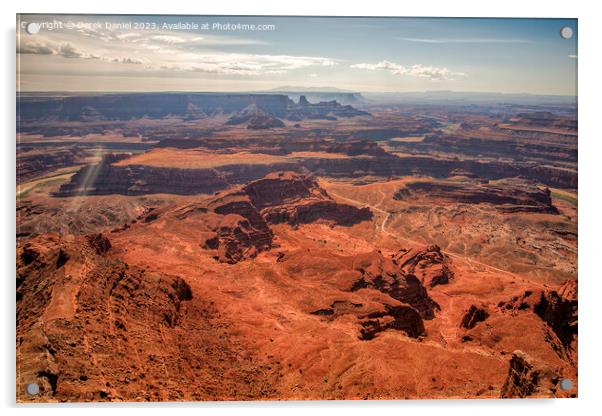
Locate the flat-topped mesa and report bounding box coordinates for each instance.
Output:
[286,96,369,121]
[392,245,454,288]
[242,172,326,209]
[394,179,559,214]
[18,93,369,124]
[55,156,231,197]
[504,111,577,132]
[246,172,372,226]
[18,93,294,121]
[54,152,302,197]
[203,172,372,263]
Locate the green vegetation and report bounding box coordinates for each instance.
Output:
[17,173,75,199]
[551,189,578,207]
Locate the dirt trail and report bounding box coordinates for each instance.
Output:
[327,188,527,282]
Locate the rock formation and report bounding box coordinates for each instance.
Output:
[499,282,578,349]
[85,233,112,255]
[225,103,286,129]
[504,111,577,132]
[350,251,439,319]
[18,93,293,121]
[392,245,454,288]
[394,179,559,214]
[16,233,202,401]
[209,198,274,264]
[358,304,425,340]
[54,154,302,197]
[460,305,489,329]
[250,173,372,226]
[202,172,372,263]
[500,351,562,398]
[286,96,369,121]
[310,299,424,341]
[17,146,87,183]
[54,137,576,198]
[18,92,368,123]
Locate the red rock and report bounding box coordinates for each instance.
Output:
[393,244,454,288]
[350,251,439,320]
[394,179,559,214]
[359,304,425,340]
[203,172,372,263]
[86,233,112,255]
[15,234,207,401]
[460,305,489,329]
[498,283,578,349]
[500,351,562,398]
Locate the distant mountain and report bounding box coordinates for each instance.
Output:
[17,93,291,122]
[17,92,370,124]
[265,86,355,93]
[258,86,366,106]
[362,91,577,107]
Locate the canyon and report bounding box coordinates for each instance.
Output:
[16,92,578,401]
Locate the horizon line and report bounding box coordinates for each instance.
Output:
[16,90,578,98]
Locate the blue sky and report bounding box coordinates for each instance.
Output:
[17,15,577,95]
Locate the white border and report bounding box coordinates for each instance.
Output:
[3,1,601,415]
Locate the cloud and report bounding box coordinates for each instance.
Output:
[18,40,101,60]
[164,53,337,75]
[350,60,465,81]
[149,35,187,44]
[16,31,335,76]
[18,39,147,65]
[115,31,267,47]
[116,32,143,41]
[351,60,407,74]
[58,43,83,58]
[58,43,101,60]
[17,42,56,55]
[396,37,532,44]
[568,54,578,59]
[109,57,146,65]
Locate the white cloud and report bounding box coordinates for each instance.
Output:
[350,60,465,81]
[351,60,407,75]
[116,33,143,41]
[109,56,146,65]
[149,35,187,44]
[16,30,335,76]
[164,53,337,75]
[17,39,148,65]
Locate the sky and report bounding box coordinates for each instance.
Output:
[16,15,578,95]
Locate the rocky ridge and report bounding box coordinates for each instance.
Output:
[394,179,559,214]
[200,172,372,263]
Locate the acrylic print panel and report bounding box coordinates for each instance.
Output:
[16,14,577,402]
